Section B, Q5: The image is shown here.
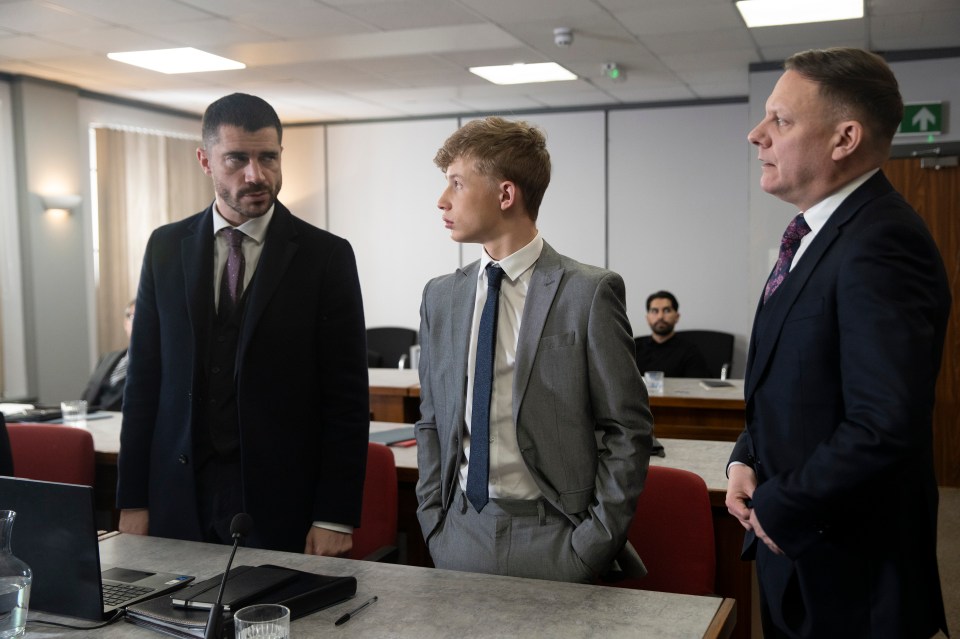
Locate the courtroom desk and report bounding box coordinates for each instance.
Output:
[29,533,736,639]
[368,367,420,423]
[648,378,745,442]
[371,422,753,639]
[368,369,746,442]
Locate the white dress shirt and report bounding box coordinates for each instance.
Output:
[790,169,878,271]
[460,233,544,500]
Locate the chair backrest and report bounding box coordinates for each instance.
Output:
[0,415,13,476]
[350,442,399,561]
[675,330,735,379]
[614,466,716,595]
[366,327,418,369]
[6,422,96,486]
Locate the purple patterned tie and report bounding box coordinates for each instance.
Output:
[219,227,246,315]
[764,213,811,303]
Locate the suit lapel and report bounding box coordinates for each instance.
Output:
[745,172,894,401]
[452,262,478,414]
[237,203,299,368]
[514,242,563,421]
[181,207,215,357]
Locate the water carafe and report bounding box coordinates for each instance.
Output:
[0,511,31,638]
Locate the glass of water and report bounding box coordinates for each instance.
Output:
[234,603,290,639]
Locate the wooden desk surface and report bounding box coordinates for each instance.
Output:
[366,369,747,440]
[367,369,745,404]
[30,533,735,638]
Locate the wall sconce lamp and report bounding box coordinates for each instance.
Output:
[40,193,82,213]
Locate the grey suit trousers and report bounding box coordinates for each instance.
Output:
[428,485,595,583]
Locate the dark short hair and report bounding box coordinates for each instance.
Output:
[201,93,282,147]
[785,48,903,147]
[434,116,551,220]
[646,290,679,312]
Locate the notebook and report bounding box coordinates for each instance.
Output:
[126,565,357,639]
[0,476,195,620]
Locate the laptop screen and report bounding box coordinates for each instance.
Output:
[0,476,104,619]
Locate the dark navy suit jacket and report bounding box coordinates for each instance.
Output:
[117,202,369,552]
[731,171,949,638]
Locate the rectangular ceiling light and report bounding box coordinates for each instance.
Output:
[107,47,245,74]
[736,0,863,27]
[469,62,576,85]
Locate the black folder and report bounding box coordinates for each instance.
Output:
[170,565,297,611]
[124,564,357,639]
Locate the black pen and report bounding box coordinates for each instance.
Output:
[335,596,378,626]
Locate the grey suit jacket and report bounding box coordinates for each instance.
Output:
[415,241,653,574]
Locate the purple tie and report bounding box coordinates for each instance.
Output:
[219,228,246,315]
[764,214,811,303]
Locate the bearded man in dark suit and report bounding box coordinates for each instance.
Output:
[118,93,369,555]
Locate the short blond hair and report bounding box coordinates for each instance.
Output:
[434,117,551,220]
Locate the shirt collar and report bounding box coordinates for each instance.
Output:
[211,202,275,245]
[801,169,878,234]
[478,233,543,284]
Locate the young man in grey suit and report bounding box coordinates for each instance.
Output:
[415,117,653,582]
[726,48,949,638]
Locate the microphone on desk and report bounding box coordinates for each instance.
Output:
[204,512,253,639]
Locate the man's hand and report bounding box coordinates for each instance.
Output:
[748,508,783,555]
[725,463,757,529]
[304,527,352,557]
[725,464,783,555]
[119,508,149,535]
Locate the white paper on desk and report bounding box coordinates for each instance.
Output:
[0,403,35,416]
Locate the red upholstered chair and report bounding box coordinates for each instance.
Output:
[6,422,96,487]
[606,465,716,595]
[349,442,399,562]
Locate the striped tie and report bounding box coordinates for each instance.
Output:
[109,353,128,386]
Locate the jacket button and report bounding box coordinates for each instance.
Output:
[178,454,189,465]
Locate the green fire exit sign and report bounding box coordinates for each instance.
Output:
[898,102,944,136]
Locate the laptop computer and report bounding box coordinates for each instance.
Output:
[0,476,194,620]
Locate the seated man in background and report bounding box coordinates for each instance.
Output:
[81,299,135,411]
[635,290,710,378]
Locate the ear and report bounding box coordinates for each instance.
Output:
[831,120,863,161]
[197,146,213,176]
[498,181,517,211]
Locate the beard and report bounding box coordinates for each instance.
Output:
[215,177,281,221]
[651,321,675,337]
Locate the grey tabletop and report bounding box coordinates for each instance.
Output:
[28,533,731,638]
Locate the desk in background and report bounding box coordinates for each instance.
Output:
[368,368,420,423]
[30,533,735,639]
[368,369,746,442]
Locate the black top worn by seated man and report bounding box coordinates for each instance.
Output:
[635,291,709,378]
[635,334,709,378]
[81,300,135,411]
[117,93,370,558]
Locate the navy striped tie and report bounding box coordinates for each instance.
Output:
[466,263,504,513]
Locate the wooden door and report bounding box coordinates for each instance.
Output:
[883,154,960,487]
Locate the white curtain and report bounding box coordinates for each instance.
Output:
[94,128,212,354]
